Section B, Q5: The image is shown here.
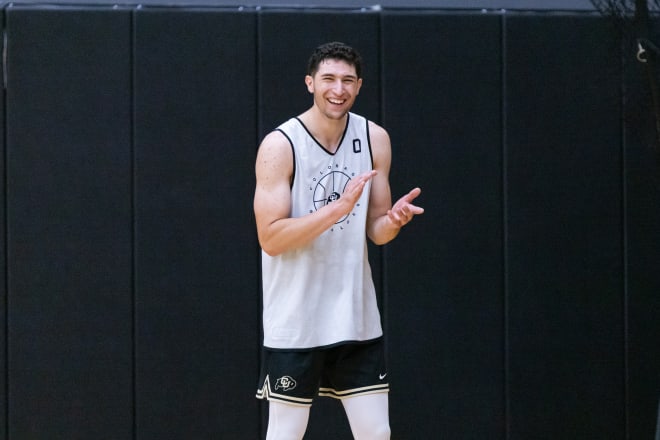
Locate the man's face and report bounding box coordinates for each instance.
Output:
[306,58,362,120]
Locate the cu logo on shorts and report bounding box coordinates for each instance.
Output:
[275,375,297,392]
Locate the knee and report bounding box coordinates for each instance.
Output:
[373,424,391,440]
[266,423,307,440]
[354,423,390,440]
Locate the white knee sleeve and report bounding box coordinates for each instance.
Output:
[342,393,391,440]
[266,401,310,440]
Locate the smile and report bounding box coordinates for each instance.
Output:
[328,98,346,105]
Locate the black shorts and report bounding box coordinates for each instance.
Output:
[255,338,389,407]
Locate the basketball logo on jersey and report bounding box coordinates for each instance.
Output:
[309,163,361,225]
[353,139,361,153]
[275,375,297,392]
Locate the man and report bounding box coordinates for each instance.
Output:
[254,41,423,440]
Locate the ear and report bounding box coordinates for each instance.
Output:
[356,77,363,95]
[305,75,314,93]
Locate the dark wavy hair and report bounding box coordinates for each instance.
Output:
[306,42,363,79]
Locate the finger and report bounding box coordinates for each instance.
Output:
[393,199,423,214]
[346,171,372,189]
[358,169,377,181]
[393,206,415,225]
[409,204,424,215]
[387,209,405,226]
[391,204,422,225]
[404,187,421,201]
[397,187,421,205]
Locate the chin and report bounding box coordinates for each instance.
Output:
[324,109,349,120]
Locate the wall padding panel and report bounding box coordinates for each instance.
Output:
[505,14,624,439]
[6,6,133,439]
[133,8,260,439]
[624,17,660,440]
[382,11,504,439]
[257,10,381,439]
[0,8,5,440]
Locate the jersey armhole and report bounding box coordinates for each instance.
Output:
[275,128,296,188]
[365,119,374,169]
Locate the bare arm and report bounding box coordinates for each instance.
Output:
[366,122,424,245]
[254,131,376,256]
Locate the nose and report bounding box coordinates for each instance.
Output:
[332,79,344,94]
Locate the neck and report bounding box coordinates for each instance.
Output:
[299,107,348,152]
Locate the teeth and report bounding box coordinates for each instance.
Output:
[329,98,344,105]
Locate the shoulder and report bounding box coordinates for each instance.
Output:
[258,129,293,155]
[367,120,390,146]
[256,130,294,177]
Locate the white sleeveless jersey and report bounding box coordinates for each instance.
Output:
[261,112,383,349]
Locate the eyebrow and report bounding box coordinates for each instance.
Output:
[319,73,358,80]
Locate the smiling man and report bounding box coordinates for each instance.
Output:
[254,42,423,440]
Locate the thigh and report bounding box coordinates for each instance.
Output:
[266,401,310,440]
[341,393,391,440]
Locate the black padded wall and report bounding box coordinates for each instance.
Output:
[505,15,624,439]
[0,8,5,440]
[5,6,133,439]
[382,11,504,438]
[625,17,660,440]
[1,4,660,440]
[133,8,259,439]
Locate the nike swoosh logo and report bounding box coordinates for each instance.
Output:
[379,373,387,380]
